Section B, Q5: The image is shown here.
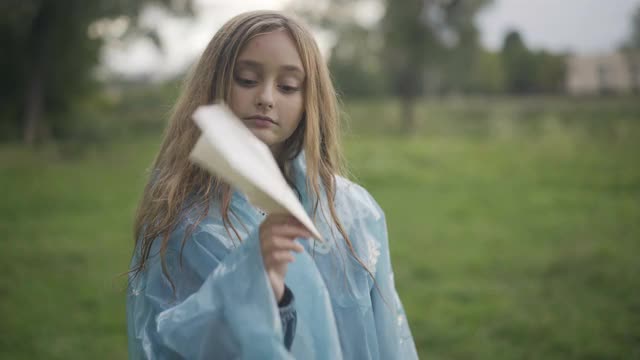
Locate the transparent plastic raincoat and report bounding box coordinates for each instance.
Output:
[126,153,418,359]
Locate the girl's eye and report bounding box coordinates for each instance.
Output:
[279,85,300,93]
[235,77,257,87]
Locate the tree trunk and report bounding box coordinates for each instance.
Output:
[24,66,44,145]
[401,96,415,134]
[23,3,49,146]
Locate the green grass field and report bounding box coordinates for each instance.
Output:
[1,97,639,359]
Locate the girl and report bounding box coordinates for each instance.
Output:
[127,10,418,359]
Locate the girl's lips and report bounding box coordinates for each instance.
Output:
[246,118,274,128]
[244,115,277,128]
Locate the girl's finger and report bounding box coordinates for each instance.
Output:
[264,213,293,224]
[269,250,295,263]
[285,216,304,227]
[267,214,304,227]
[270,224,312,239]
[262,237,304,254]
[270,237,305,253]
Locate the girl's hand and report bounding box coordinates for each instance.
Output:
[259,214,309,302]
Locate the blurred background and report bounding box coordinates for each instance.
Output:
[1,0,639,358]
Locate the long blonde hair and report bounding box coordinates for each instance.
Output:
[132,10,371,291]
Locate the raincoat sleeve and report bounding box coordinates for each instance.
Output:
[368,199,419,359]
[127,218,295,359]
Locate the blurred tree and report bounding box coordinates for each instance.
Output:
[437,0,492,94]
[533,50,566,93]
[0,0,193,145]
[381,0,491,131]
[328,25,387,98]
[289,0,491,131]
[286,0,388,98]
[501,30,537,93]
[622,5,640,94]
[629,5,640,49]
[501,30,566,94]
[467,50,505,93]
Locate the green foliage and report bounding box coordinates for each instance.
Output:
[285,0,390,98]
[436,0,492,93]
[343,96,640,138]
[51,79,180,155]
[467,50,506,93]
[0,0,193,143]
[293,1,578,99]
[294,0,493,100]
[328,25,387,98]
[533,50,567,93]
[382,0,493,95]
[382,0,434,98]
[501,31,536,93]
[501,31,566,94]
[1,0,99,140]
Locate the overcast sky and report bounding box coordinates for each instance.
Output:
[101,0,640,80]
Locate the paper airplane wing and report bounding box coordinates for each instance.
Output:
[188,104,323,241]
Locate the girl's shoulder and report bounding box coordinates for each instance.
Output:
[333,175,385,225]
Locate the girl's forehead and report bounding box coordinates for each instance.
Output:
[236,59,304,78]
[237,31,304,74]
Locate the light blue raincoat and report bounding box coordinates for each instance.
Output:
[127,153,418,359]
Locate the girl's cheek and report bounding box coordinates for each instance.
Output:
[235,90,255,106]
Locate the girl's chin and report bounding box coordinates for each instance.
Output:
[250,131,278,149]
[256,139,287,156]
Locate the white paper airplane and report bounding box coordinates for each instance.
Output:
[188,104,323,241]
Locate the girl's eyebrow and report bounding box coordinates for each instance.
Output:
[237,59,305,76]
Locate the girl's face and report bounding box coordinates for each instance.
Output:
[229,30,306,155]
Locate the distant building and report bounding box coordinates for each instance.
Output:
[566,52,640,95]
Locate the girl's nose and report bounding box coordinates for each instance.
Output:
[256,84,274,109]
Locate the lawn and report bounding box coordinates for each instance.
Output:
[1,96,639,359]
